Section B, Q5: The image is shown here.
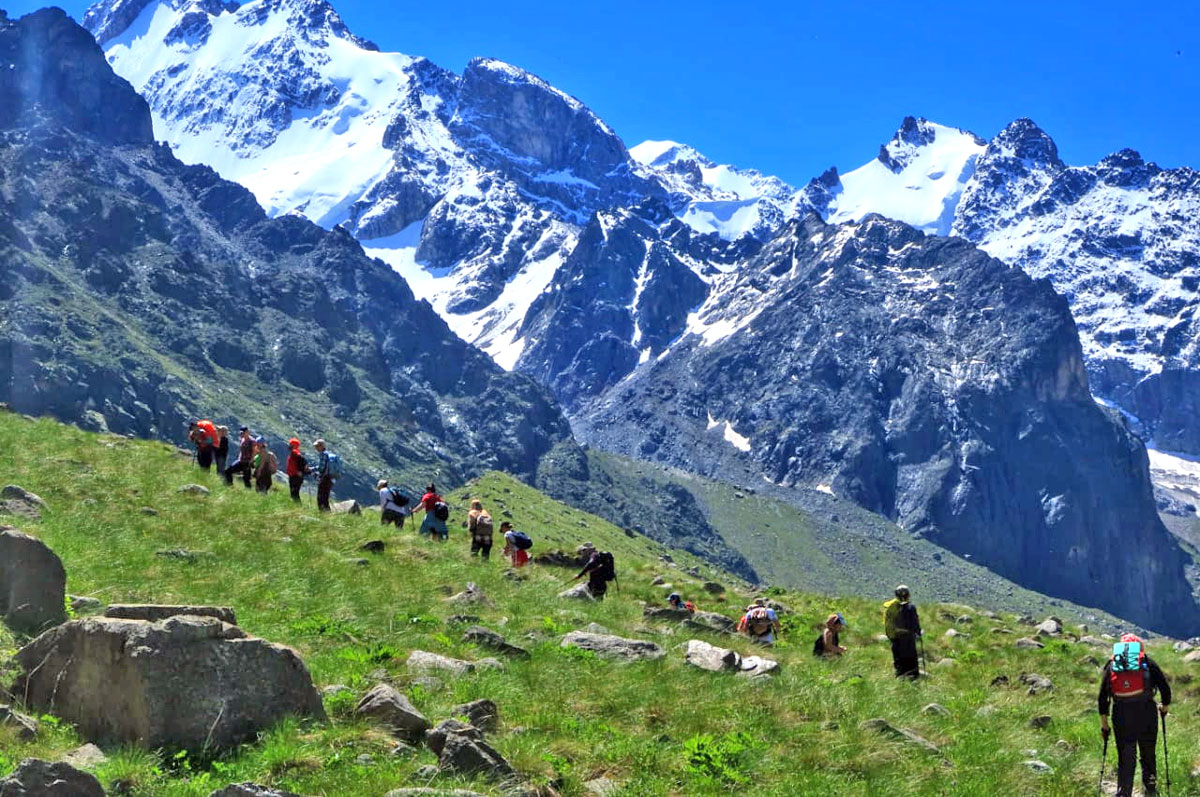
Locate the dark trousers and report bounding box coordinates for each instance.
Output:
[289,475,304,502]
[225,460,252,487]
[382,509,405,527]
[215,453,228,473]
[1114,699,1158,796]
[892,635,919,679]
[471,537,492,559]
[317,476,333,512]
[197,447,213,470]
[255,472,272,493]
[587,579,607,601]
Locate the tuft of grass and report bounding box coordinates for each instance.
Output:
[0,408,1198,795]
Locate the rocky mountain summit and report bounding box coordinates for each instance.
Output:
[576,213,1200,636]
[0,7,570,494]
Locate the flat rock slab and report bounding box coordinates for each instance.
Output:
[104,604,237,625]
[0,759,105,796]
[408,650,477,676]
[858,718,941,755]
[208,785,302,797]
[61,744,108,769]
[683,611,736,635]
[739,655,780,678]
[355,684,430,743]
[177,484,211,496]
[557,584,595,601]
[332,500,361,515]
[0,528,67,634]
[461,626,530,659]
[560,631,664,661]
[15,616,325,751]
[1015,638,1045,650]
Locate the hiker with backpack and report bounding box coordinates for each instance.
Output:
[214,426,230,474]
[667,593,696,614]
[883,585,922,679]
[501,522,533,567]
[573,548,617,599]
[813,612,848,658]
[467,500,494,559]
[224,426,255,488]
[1099,634,1172,797]
[285,439,310,502]
[413,483,449,541]
[737,598,781,645]
[378,480,410,528]
[314,439,342,512]
[189,420,218,471]
[252,438,277,493]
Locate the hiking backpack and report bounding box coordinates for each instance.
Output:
[266,451,278,475]
[433,501,450,521]
[474,513,493,540]
[325,452,343,479]
[746,606,773,636]
[509,530,533,550]
[592,551,615,581]
[1110,641,1149,698]
[388,487,410,507]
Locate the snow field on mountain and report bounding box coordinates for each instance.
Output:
[824,122,985,235]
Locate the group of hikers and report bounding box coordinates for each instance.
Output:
[187,422,1173,795]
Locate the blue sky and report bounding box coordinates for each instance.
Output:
[11,0,1199,185]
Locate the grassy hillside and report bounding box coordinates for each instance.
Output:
[1,409,1198,796]
[550,450,1138,634]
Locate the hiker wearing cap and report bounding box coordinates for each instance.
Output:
[467,499,494,559]
[1099,634,1172,797]
[224,426,255,488]
[379,480,409,528]
[813,613,848,657]
[502,522,531,567]
[214,426,230,473]
[668,593,696,614]
[285,439,310,502]
[313,439,342,512]
[412,483,449,541]
[883,585,922,679]
[737,598,781,645]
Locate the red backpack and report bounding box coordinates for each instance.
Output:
[1109,641,1148,698]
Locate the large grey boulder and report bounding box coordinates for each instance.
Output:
[408,650,476,676]
[0,486,46,520]
[354,684,430,743]
[105,604,237,625]
[0,705,38,739]
[557,583,595,601]
[683,611,736,635]
[684,639,740,672]
[1035,618,1063,637]
[0,759,105,796]
[15,616,325,751]
[438,727,514,780]
[332,500,361,515]
[560,631,664,661]
[0,528,67,633]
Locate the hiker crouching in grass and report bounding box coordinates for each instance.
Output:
[572,548,617,599]
[1100,634,1172,797]
[668,592,696,614]
[467,500,494,559]
[501,522,531,567]
[883,585,921,679]
[813,612,847,657]
[737,598,781,645]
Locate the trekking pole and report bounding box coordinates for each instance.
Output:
[1098,733,1108,796]
[919,633,927,677]
[1161,711,1171,796]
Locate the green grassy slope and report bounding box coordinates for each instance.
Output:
[1,410,1198,796]
[578,451,1139,633]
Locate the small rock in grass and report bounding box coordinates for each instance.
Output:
[944,628,968,639]
[355,684,431,743]
[0,704,39,739]
[451,698,500,731]
[1023,760,1053,774]
[584,778,620,796]
[208,784,302,797]
[360,540,385,553]
[1019,673,1054,695]
[921,703,951,717]
[177,484,210,496]
[990,675,1010,687]
[1015,637,1044,650]
[858,718,941,755]
[1029,715,1052,729]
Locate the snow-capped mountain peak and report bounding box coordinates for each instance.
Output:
[806,116,987,236]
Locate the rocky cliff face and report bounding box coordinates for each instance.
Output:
[576,214,1200,636]
[0,7,570,496]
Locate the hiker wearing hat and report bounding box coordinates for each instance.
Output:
[285,439,310,502]
[1099,634,1172,796]
[813,613,847,657]
[379,480,410,528]
[883,585,921,678]
[667,593,696,614]
[737,598,781,645]
[412,483,449,541]
[224,426,255,488]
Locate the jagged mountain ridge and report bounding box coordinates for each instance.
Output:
[574,212,1200,636]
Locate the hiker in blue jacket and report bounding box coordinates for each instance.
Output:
[313,439,336,512]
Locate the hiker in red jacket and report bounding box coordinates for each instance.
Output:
[412,483,449,540]
[285,438,310,502]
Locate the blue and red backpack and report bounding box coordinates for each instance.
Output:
[1109,640,1148,698]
